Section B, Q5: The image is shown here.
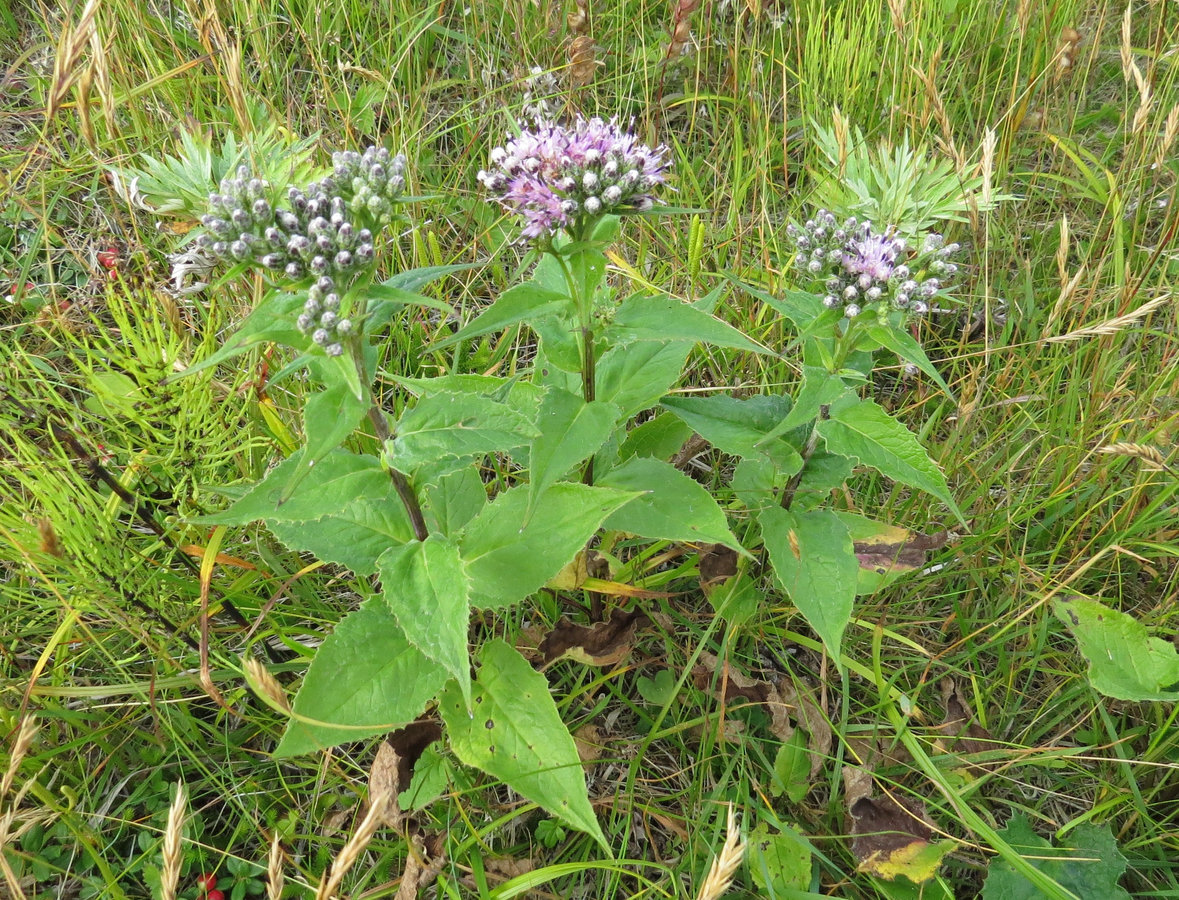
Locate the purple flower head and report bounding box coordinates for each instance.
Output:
[786,209,960,320]
[843,226,906,282]
[479,116,670,239]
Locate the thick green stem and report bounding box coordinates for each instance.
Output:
[367,406,429,542]
[353,332,426,542]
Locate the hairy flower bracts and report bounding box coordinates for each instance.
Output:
[477,116,669,240]
[195,146,408,355]
[787,210,959,318]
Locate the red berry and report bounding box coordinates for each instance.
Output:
[97,248,119,270]
[205,891,225,900]
[196,872,218,891]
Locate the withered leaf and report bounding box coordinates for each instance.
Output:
[368,740,403,829]
[485,857,535,879]
[852,527,947,577]
[693,653,831,781]
[698,542,738,590]
[573,723,606,768]
[539,608,649,666]
[568,35,598,87]
[934,677,995,762]
[849,790,955,883]
[395,831,446,900]
[547,548,611,591]
[386,719,444,798]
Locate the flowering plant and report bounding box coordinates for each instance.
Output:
[176,119,963,851]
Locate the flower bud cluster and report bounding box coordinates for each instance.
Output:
[329,146,408,230]
[786,210,960,318]
[477,116,669,240]
[295,275,353,357]
[195,147,408,353]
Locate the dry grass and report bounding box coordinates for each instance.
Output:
[694,806,745,900]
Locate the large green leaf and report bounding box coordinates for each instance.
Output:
[981,817,1129,900]
[1054,598,1179,701]
[432,282,568,349]
[439,640,608,848]
[760,507,857,667]
[389,391,539,473]
[275,598,449,756]
[604,294,771,354]
[269,496,414,575]
[598,456,742,551]
[596,340,692,419]
[527,389,621,521]
[662,394,802,472]
[197,449,387,525]
[379,536,473,706]
[816,395,965,522]
[460,483,638,607]
[395,373,545,418]
[274,380,369,504]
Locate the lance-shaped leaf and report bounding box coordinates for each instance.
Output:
[431,282,568,349]
[598,456,743,552]
[862,323,953,397]
[460,483,638,608]
[526,389,621,522]
[197,449,387,525]
[274,379,370,503]
[440,639,608,849]
[389,391,538,473]
[604,294,771,355]
[760,507,857,668]
[169,290,307,379]
[816,395,965,523]
[763,366,851,439]
[380,535,473,707]
[275,597,449,757]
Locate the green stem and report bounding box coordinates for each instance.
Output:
[367,406,429,542]
[351,333,428,542]
[551,245,599,484]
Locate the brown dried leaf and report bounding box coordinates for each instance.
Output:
[539,609,649,666]
[395,832,446,900]
[698,543,738,591]
[934,677,995,761]
[486,857,535,879]
[694,654,831,780]
[573,723,606,767]
[368,741,403,828]
[773,680,832,779]
[568,35,598,87]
